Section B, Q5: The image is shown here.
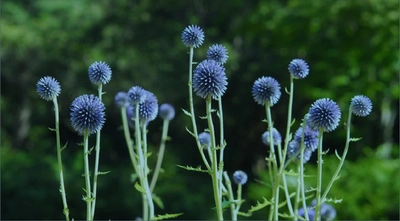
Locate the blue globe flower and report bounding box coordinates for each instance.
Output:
[261,128,282,146]
[206,44,228,64]
[351,95,372,117]
[159,103,175,121]
[193,59,228,99]
[307,98,341,132]
[252,76,281,106]
[36,76,61,101]
[288,58,309,79]
[114,92,130,108]
[294,126,319,152]
[232,170,248,185]
[287,140,312,163]
[181,25,205,48]
[88,61,112,85]
[198,132,211,149]
[127,86,146,104]
[137,90,159,122]
[70,94,105,135]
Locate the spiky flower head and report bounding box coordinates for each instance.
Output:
[181,25,204,48]
[294,126,319,152]
[252,76,281,106]
[128,86,146,105]
[114,92,130,108]
[307,98,341,132]
[159,103,175,121]
[288,58,309,79]
[261,128,282,146]
[36,76,61,101]
[199,132,211,149]
[207,44,228,64]
[233,170,248,185]
[137,90,159,122]
[351,95,372,117]
[88,61,112,85]
[311,199,337,221]
[70,94,105,135]
[193,59,228,99]
[287,140,312,163]
[297,207,315,221]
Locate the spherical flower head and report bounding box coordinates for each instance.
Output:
[88,61,112,85]
[181,25,204,48]
[198,132,211,149]
[36,76,61,101]
[114,92,130,108]
[70,94,105,135]
[351,95,372,117]
[252,76,281,106]
[307,98,341,132]
[193,59,228,99]
[287,140,312,163]
[232,170,248,185]
[288,58,309,79]
[261,128,282,146]
[294,126,319,152]
[128,86,146,105]
[206,44,228,64]
[297,207,315,221]
[159,103,175,121]
[138,90,159,122]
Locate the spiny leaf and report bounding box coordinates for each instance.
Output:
[181,108,192,117]
[154,213,183,220]
[325,197,342,204]
[152,193,164,209]
[237,211,252,217]
[48,127,56,132]
[146,151,152,157]
[176,165,209,173]
[334,149,343,161]
[134,182,145,194]
[61,142,68,151]
[130,173,138,183]
[87,146,95,155]
[279,212,293,219]
[199,115,208,120]
[254,179,272,188]
[221,199,235,210]
[247,197,272,213]
[350,137,362,142]
[284,87,290,94]
[98,171,111,175]
[185,127,196,138]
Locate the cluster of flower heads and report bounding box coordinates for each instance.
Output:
[297,199,337,221]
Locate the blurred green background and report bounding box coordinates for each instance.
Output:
[1,0,399,220]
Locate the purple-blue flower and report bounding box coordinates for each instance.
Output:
[287,140,312,163]
[288,58,309,79]
[199,132,211,149]
[307,98,341,132]
[137,90,159,122]
[159,103,175,121]
[294,126,319,152]
[88,61,112,85]
[297,207,315,221]
[261,128,282,146]
[311,199,337,221]
[70,94,105,135]
[127,86,146,105]
[252,76,281,106]
[233,170,248,185]
[193,59,228,99]
[206,44,228,64]
[351,95,372,117]
[181,25,205,48]
[36,76,61,101]
[114,92,130,108]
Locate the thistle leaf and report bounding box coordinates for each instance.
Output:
[134,182,146,194]
[176,165,209,173]
[152,193,164,209]
[98,171,111,175]
[154,213,183,220]
[48,127,56,132]
[247,197,272,213]
[350,137,362,142]
[185,127,196,138]
[181,108,192,117]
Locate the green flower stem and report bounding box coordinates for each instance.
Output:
[314,129,325,220]
[91,83,103,219]
[293,162,301,215]
[282,76,295,166]
[265,104,279,221]
[187,46,211,171]
[321,107,353,202]
[150,118,170,192]
[206,97,223,220]
[141,123,155,220]
[223,172,236,220]
[277,144,294,218]
[217,97,225,185]
[83,131,92,221]
[52,97,70,221]
[299,143,309,220]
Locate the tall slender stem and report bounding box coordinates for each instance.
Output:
[53,98,70,221]
[314,129,324,220]
[223,172,236,220]
[283,76,294,165]
[142,124,155,220]
[206,97,223,220]
[150,119,170,192]
[83,131,92,221]
[91,84,103,219]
